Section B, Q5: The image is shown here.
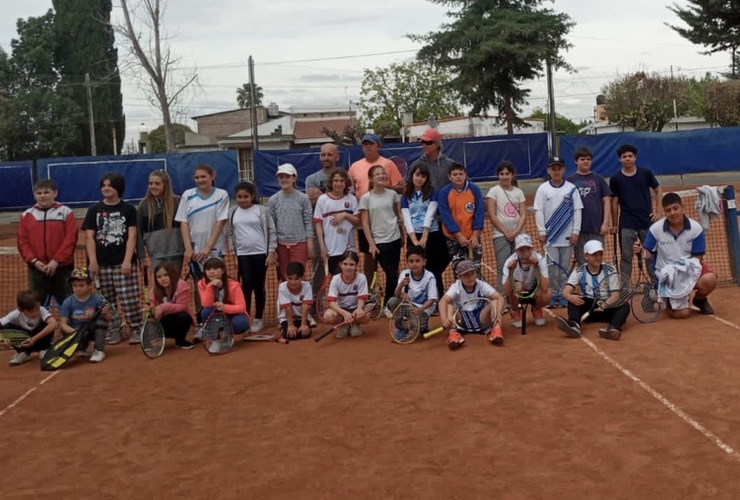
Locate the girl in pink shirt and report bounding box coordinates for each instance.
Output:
[149,261,196,349]
[197,257,250,334]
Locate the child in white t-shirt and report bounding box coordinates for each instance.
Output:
[323,251,371,339]
[385,247,438,340]
[277,262,313,340]
[485,161,526,291]
[1,290,58,366]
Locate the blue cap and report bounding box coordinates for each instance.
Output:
[361,133,380,144]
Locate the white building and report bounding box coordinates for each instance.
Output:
[407,115,545,140]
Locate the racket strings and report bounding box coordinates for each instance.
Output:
[391,303,419,341]
[141,321,164,356]
[203,316,234,353]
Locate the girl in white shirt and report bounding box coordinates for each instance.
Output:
[360,165,402,308]
[227,181,277,334]
[485,161,526,292]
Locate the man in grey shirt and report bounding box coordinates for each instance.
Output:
[409,128,454,190]
[305,143,339,316]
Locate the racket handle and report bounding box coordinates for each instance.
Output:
[278,338,290,345]
[580,311,591,322]
[423,326,444,339]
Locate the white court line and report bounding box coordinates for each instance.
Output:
[0,371,59,419]
[710,314,740,331]
[579,335,740,462]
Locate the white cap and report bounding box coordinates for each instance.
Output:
[584,240,604,255]
[514,234,533,250]
[276,163,297,176]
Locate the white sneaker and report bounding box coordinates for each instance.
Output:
[76,347,92,358]
[89,350,106,363]
[128,334,141,345]
[335,325,350,339]
[9,352,31,366]
[307,315,317,328]
[382,306,393,319]
[349,323,362,337]
[39,350,47,359]
[250,318,264,334]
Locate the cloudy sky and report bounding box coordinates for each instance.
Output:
[1,0,728,148]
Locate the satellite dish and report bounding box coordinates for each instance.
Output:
[428,115,439,129]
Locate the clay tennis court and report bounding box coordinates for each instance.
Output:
[2,183,740,498]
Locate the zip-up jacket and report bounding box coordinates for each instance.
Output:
[17,203,78,267]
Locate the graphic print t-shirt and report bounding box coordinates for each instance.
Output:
[82,201,138,266]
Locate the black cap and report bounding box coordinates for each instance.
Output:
[548,155,565,167]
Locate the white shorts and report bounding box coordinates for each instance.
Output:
[663,295,689,311]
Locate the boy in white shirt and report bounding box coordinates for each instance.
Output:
[385,247,438,340]
[277,262,313,340]
[533,156,583,307]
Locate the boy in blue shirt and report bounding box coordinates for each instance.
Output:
[59,268,111,363]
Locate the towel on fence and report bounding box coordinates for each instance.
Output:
[695,185,721,231]
[656,258,702,299]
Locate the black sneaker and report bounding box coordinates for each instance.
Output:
[176,340,195,349]
[555,316,581,338]
[692,297,714,315]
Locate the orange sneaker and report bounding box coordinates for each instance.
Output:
[446,330,465,351]
[489,325,504,346]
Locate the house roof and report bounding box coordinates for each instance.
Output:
[227,115,294,138]
[191,107,260,120]
[294,118,351,140]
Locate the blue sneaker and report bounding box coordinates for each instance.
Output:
[394,329,407,341]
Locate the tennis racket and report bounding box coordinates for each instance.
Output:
[243,334,289,345]
[544,249,574,308]
[509,259,542,336]
[612,233,619,272]
[316,259,331,322]
[453,297,498,335]
[314,302,376,343]
[389,279,421,344]
[466,246,494,279]
[368,271,385,320]
[0,329,31,350]
[41,307,102,371]
[631,252,661,323]
[140,272,166,359]
[94,277,123,344]
[388,156,408,182]
[580,267,633,322]
[201,310,235,355]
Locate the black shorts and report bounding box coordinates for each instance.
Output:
[357,229,370,253]
[280,319,312,340]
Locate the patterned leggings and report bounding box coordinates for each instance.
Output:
[98,265,143,335]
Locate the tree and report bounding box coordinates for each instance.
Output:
[52,0,125,155]
[601,71,696,132]
[703,80,740,126]
[666,1,740,79]
[411,0,574,134]
[0,12,83,160]
[115,0,199,152]
[320,122,365,145]
[236,83,263,109]
[529,108,587,134]
[357,60,460,134]
[148,123,192,153]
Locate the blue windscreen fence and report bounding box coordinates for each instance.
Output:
[35,150,239,208]
[559,127,740,178]
[253,133,549,196]
[0,161,35,210]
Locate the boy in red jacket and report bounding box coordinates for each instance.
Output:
[17,180,79,306]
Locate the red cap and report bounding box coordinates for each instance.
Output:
[420,129,442,142]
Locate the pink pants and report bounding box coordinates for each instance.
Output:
[277,241,308,281]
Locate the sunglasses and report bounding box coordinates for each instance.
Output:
[420,140,435,145]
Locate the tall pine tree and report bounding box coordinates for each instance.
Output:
[53,0,125,155]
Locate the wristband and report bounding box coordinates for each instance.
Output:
[31,258,39,265]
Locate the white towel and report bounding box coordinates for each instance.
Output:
[695,185,721,231]
[656,258,702,299]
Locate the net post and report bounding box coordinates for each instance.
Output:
[722,185,740,286]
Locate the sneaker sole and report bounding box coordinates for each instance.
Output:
[490,336,504,346]
[554,316,581,338]
[598,329,621,341]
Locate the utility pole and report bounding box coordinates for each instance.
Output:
[85,73,97,156]
[112,124,117,155]
[248,56,259,152]
[546,60,558,156]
